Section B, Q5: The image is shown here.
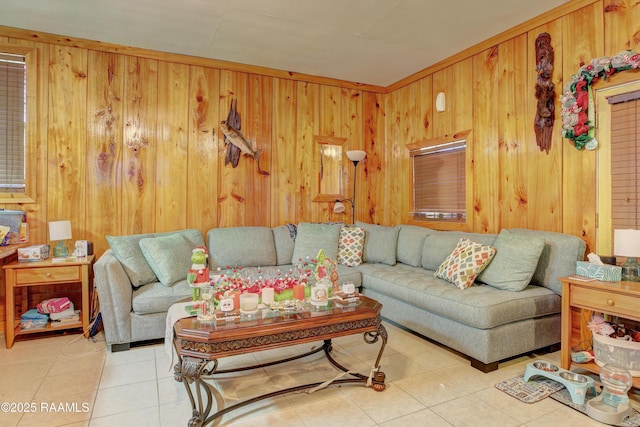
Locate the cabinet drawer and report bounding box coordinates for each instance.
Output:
[571,286,639,321]
[15,266,81,285]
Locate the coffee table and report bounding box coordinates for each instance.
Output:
[172,295,387,426]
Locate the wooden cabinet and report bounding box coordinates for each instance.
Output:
[3,255,95,348]
[560,276,640,389]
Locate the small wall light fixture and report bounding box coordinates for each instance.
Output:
[436,92,446,112]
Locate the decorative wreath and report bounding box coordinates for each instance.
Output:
[561,50,640,150]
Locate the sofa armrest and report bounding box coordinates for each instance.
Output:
[93,249,133,346]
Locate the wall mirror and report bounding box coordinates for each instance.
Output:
[313,135,347,202]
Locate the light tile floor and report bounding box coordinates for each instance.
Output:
[1,323,638,426]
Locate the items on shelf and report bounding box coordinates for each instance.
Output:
[20,309,49,330]
[37,297,71,314]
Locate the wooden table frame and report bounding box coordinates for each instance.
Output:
[3,255,94,348]
[559,276,640,389]
[172,296,387,426]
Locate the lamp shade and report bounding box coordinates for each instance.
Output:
[333,201,346,214]
[346,150,366,162]
[49,220,72,241]
[613,229,640,257]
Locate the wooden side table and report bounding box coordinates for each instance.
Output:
[3,255,95,348]
[559,276,640,388]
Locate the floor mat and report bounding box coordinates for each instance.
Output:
[494,374,565,403]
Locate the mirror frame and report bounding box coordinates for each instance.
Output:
[313,135,348,202]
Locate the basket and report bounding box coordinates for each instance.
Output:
[592,332,640,376]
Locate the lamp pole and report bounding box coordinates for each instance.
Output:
[346,150,366,225]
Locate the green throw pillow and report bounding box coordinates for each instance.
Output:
[477,229,545,291]
[291,222,341,264]
[106,233,157,287]
[139,233,197,286]
[356,222,400,266]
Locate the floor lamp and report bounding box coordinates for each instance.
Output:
[334,150,366,224]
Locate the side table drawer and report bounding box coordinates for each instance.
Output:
[571,286,638,321]
[15,266,81,285]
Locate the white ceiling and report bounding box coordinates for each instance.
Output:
[0,0,568,87]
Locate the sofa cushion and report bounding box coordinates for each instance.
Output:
[106,232,157,287]
[477,229,545,291]
[356,222,400,266]
[207,226,276,268]
[139,233,199,286]
[508,228,587,294]
[291,222,341,264]
[106,229,204,288]
[357,262,561,329]
[434,238,496,289]
[421,231,496,271]
[397,225,433,267]
[338,226,365,267]
[132,279,193,315]
[273,225,297,266]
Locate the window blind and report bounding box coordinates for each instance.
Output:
[0,52,26,193]
[411,140,466,221]
[610,98,639,231]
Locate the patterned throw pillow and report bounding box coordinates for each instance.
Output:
[434,238,496,289]
[338,227,365,267]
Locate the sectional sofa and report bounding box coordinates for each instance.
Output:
[93,222,586,372]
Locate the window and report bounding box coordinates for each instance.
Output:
[409,135,467,223]
[0,52,26,194]
[595,77,640,253]
[609,92,640,230]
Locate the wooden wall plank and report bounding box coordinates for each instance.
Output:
[47,45,87,242]
[472,46,500,233]
[156,62,189,232]
[343,89,364,224]
[296,82,320,222]
[527,21,564,232]
[498,35,529,229]
[363,91,386,225]
[246,73,272,226]
[603,0,640,53]
[187,66,219,235]
[86,51,124,255]
[562,2,604,253]
[122,56,158,236]
[218,70,248,227]
[271,79,297,225]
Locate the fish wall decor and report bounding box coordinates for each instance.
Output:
[220,100,269,175]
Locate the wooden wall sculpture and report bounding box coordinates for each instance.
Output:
[534,32,555,154]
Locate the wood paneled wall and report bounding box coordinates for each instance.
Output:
[0,0,639,261]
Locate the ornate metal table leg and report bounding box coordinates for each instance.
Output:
[364,322,388,391]
[175,356,215,427]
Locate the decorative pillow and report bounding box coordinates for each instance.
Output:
[337,227,365,267]
[356,222,400,266]
[477,229,545,291]
[434,238,496,289]
[106,233,157,287]
[139,233,197,286]
[397,225,433,267]
[291,222,341,264]
[207,226,276,268]
[272,224,297,266]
